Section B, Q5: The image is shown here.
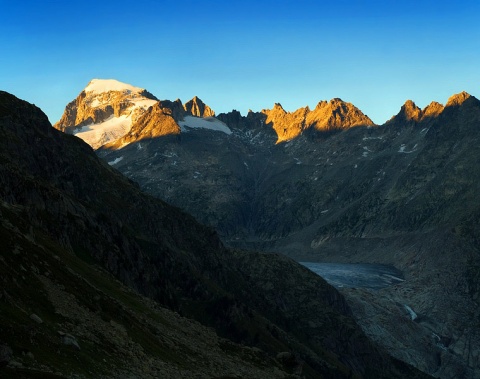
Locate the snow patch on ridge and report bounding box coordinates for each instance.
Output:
[85,79,145,95]
[178,116,232,135]
[398,144,418,154]
[131,98,157,110]
[404,304,417,321]
[108,156,124,165]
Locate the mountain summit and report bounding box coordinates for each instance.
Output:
[387,99,445,125]
[54,79,158,148]
[183,95,215,117]
[446,91,471,107]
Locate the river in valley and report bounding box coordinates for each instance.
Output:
[300,262,405,289]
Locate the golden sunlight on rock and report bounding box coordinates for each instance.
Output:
[263,98,374,143]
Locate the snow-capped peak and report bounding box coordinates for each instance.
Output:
[85,79,146,95]
[55,79,158,149]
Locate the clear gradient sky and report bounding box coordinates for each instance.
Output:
[1,0,479,125]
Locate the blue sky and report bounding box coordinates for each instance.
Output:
[1,0,479,124]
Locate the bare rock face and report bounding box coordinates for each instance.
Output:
[423,101,444,118]
[54,79,158,149]
[184,96,215,117]
[263,103,309,143]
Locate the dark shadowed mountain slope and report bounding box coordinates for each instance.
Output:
[0,91,432,378]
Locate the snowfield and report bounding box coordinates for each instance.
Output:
[75,115,131,149]
[178,116,232,135]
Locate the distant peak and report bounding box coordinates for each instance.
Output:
[84,79,146,95]
[446,91,471,107]
[386,100,422,124]
[400,100,422,121]
[403,99,418,108]
[422,101,444,118]
[189,95,204,105]
[184,96,215,117]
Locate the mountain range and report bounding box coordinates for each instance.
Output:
[52,79,480,379]
[0,90,435,378]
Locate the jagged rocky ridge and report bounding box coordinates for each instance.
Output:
[263,99,374,143]
[0,91,432,378]
[79,83,480,378]
[55,79,373,149]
